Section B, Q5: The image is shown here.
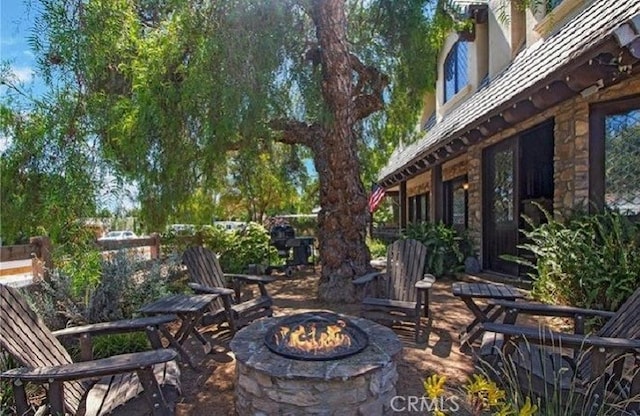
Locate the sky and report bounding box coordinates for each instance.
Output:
[1,1,40,96]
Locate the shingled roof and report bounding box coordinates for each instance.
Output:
[378,0,640,186]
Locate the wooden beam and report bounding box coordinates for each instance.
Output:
[449,138,465,152]
[436,147,449,159]
[628,38,640,59]
[478,115,509,137]
[564,55,619,92]
[502,99,537,124]
[530,80,574,110]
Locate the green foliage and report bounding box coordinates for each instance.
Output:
[163,223,279,273]
[404,222,474,277]
[89,333,151,360]
[11,0,458,232]
[0,351,17,414]
[26,252,178,329]
[58,249,103,301]
[506,208,640,311]
[0,103,102,245]
[366,237,388,259]
[216,223,279,273]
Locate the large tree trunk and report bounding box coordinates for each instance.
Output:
[273,0,387,302]
[311,0,371,303]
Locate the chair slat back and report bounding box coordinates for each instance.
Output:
[183,246,227,310]
[384,239,428,303]
[0,284,85,413]
[183,246,226,288]
[577,286,640,380]
[597,286,640,339]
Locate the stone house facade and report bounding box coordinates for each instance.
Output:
[376,0,640,277]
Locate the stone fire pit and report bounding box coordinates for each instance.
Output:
[230,311,402,416]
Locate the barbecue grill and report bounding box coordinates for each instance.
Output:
[268,224,315,277]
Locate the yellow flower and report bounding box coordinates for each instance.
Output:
[494,403,515,416]
[518,397,538,416]
[465,374,506,409]
[423,374,447,400]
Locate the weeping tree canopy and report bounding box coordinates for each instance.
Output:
[2,0,456,301]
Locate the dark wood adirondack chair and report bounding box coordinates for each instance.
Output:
[353,239,435,342]
[0,284,181,416]
[182,246,275,334]
[480,287,640,414]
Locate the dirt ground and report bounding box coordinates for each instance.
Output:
[170,269,541,416]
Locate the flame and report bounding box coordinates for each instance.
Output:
[275,319,352,354]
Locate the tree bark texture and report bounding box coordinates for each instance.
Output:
[271,0,388,302]
[310,0,371,303]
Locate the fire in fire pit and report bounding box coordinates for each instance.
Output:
[264,311,369,360]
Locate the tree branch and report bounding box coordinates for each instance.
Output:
[270,119,323,147]
[349,53,389,121]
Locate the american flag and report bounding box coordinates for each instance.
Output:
[368,182,386,213]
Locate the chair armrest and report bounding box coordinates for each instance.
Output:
[482,322,640,351]
[0,349,177,383]
[415,274,436,290]
[224,273,276,284]
[353,272,384,285]
[188,282,235,296]
[487,300,616,320]
[52,315,178,339]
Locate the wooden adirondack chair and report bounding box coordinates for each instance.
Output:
[0,284,181,416]
[353,239,435,342]
[182,246,275,334]
[480,287,640,414]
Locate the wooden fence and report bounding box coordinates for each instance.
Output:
[0,234,162,285]
[0,236,53,283]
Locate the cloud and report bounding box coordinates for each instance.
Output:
[11,66,33,83]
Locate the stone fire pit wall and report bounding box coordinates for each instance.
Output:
[230,313,402,416]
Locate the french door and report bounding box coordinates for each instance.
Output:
[482,121,555,276]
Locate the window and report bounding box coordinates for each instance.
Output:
[590,96,640,217]
[408,193,429,224]
[444,41,469,103]
[547,0,563,11]
[444,176,468,233]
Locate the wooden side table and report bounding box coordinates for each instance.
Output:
[139,293,218,368]
[452,282,525,348]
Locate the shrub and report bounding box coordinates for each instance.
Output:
[507,208,640,311]
[25,251,178,329]
[367,237,388,259]
[90,333,151,359]
[404,222,475,277]
[163,222,280,273]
